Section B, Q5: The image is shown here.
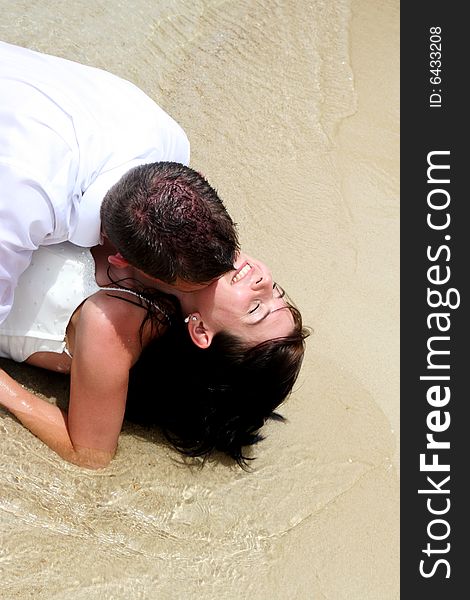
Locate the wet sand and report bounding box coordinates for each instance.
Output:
[0,1,399,598]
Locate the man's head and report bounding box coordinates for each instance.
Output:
[100,162,239,287]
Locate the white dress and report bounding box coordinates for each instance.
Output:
[0,242,144,362]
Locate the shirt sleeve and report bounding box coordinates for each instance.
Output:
[0,162,55,324]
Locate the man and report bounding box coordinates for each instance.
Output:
[0,41,238,324]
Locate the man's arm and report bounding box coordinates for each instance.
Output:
[0,246,34,325]
[0,163,55,323]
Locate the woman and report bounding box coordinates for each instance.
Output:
[0,239,308,469]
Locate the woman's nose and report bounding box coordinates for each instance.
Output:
[252,268,272,291]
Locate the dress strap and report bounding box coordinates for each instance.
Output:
[98,286,146,300]
[98,286,169,319]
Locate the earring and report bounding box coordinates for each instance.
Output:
[184,315,198,323]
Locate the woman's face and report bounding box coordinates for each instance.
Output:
[186,253,295,346]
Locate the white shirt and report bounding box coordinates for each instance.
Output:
[0,41,190,324]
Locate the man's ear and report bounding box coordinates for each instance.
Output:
[187,315,214,350]
[107,252,130,269]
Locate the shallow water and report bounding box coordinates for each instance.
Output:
[0,1,399,598]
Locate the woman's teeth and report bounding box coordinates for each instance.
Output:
[232,263,252,283]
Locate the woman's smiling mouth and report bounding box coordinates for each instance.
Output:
[232,262,252,284]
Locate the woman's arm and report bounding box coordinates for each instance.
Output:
[0,293,147,469]
[0,367,114,468]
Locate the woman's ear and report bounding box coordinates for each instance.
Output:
[107,252,130,269]
[187,315,214,349]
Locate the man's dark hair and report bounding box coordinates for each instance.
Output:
[100,162,239,284]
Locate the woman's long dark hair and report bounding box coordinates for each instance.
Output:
[126,300,309,468]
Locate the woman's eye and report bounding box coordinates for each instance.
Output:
[249,303,260,314]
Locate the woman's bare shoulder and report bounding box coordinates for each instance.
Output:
[76,290,162,364]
